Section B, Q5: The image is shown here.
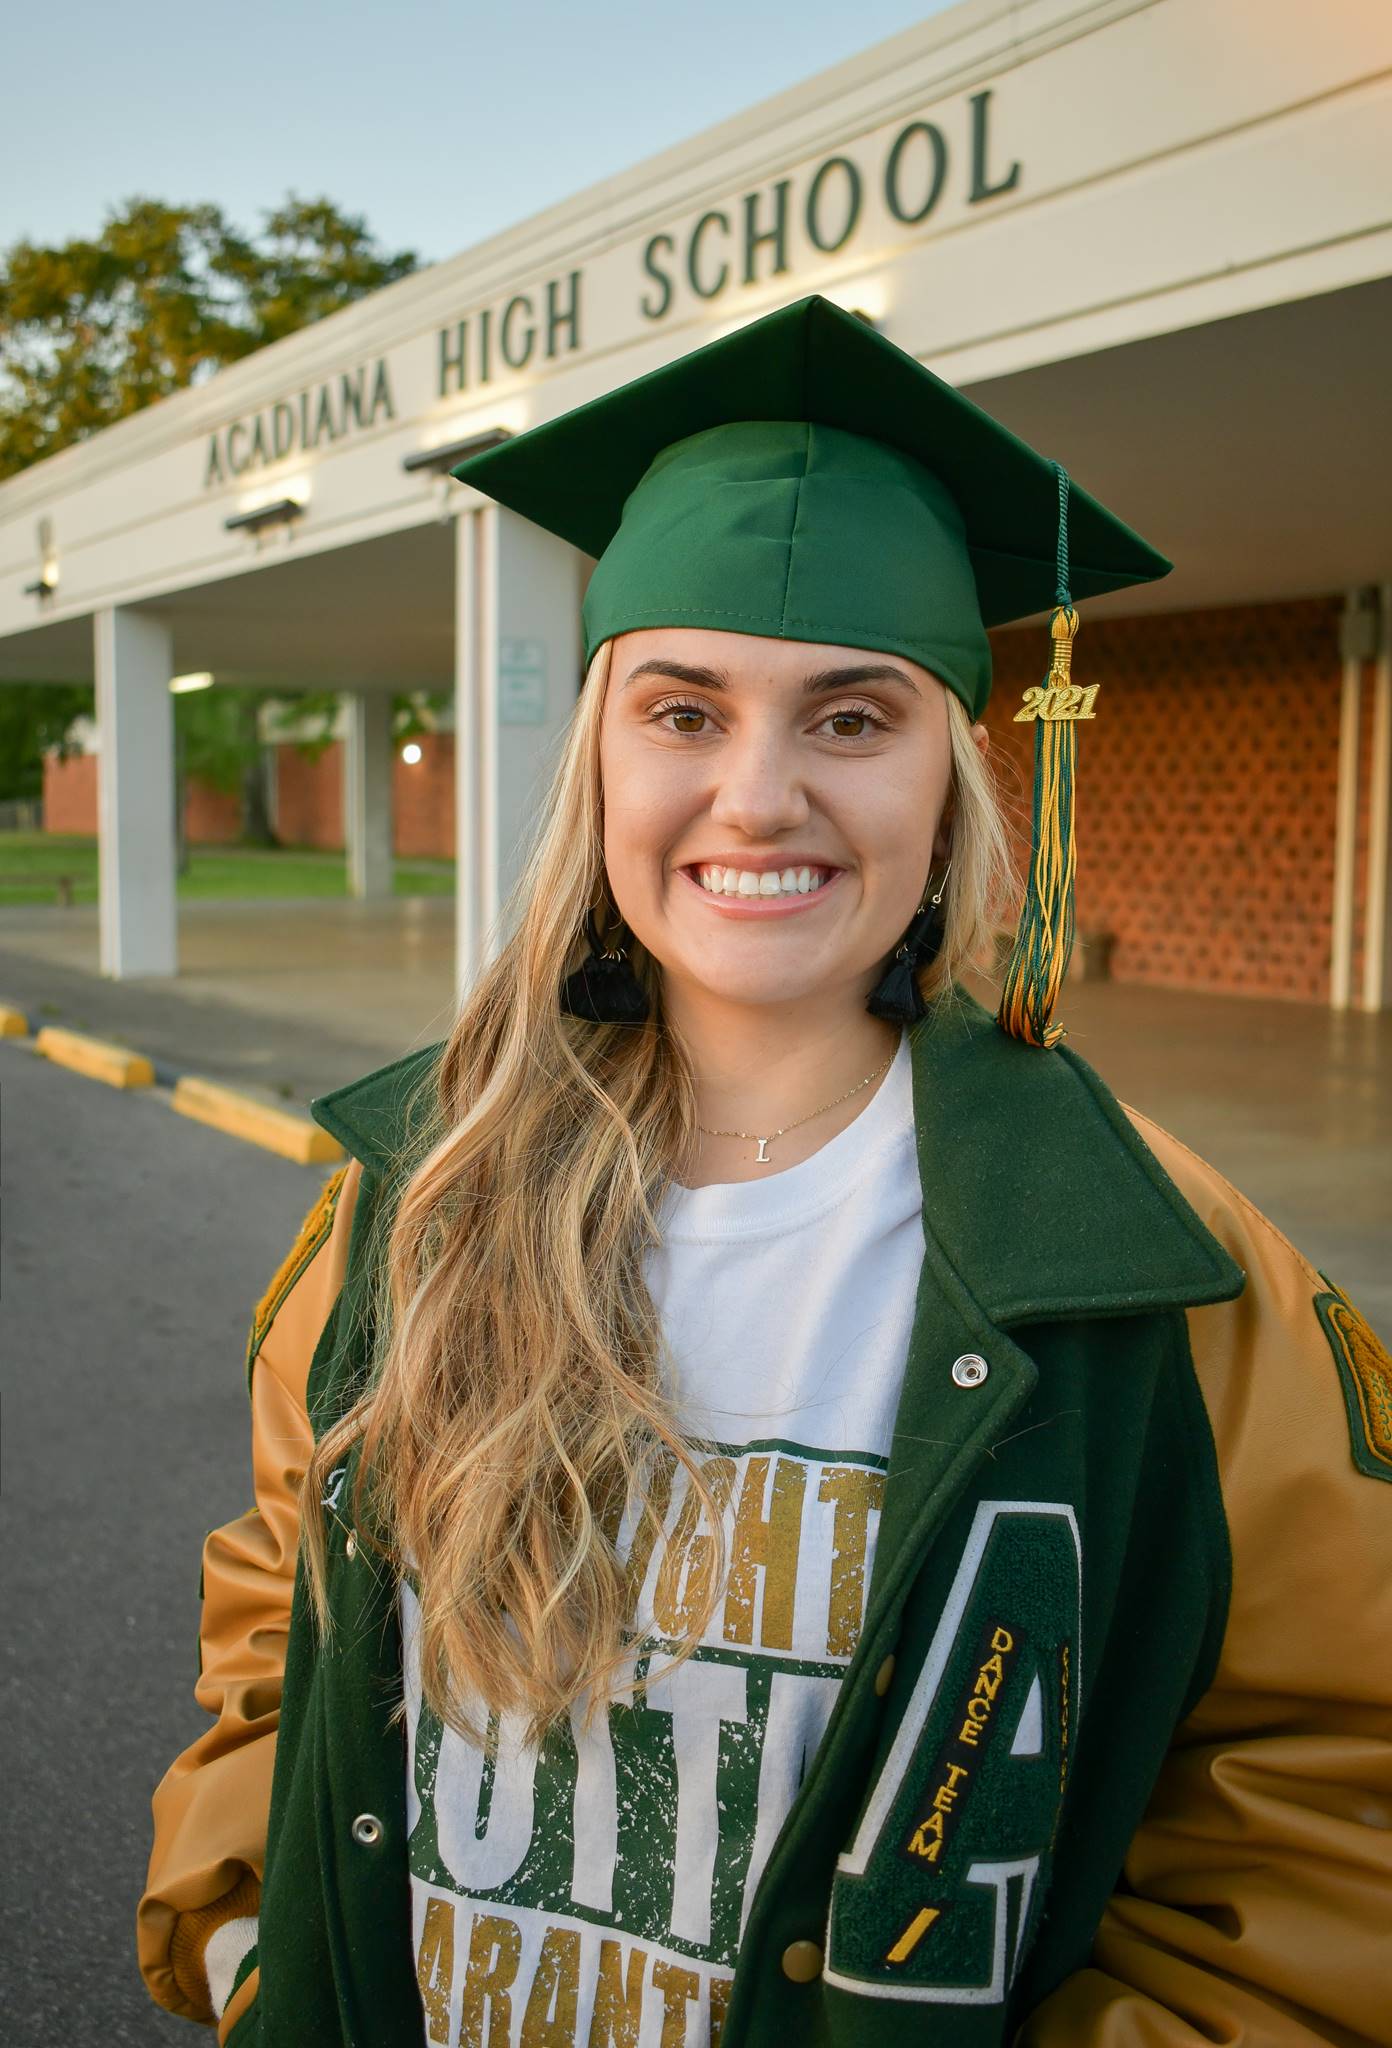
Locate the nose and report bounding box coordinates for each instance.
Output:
[706,723,811,840]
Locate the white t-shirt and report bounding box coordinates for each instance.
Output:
[404,1028,922,2046]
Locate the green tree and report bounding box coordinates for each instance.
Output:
[0,683,93,802]
[244,196,420,345]
[1,194,421,838]
[0,193,416,477]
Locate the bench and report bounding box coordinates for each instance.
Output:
[6,871,78,907]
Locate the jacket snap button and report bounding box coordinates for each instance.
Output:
[951,1353,988,1388]
[345,1529,358,1559]
[781,1939,823,1983]
[874,1655,896,1698]
[351,1812,384,1847]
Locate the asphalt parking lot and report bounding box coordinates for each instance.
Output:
[0,1041,339,2043]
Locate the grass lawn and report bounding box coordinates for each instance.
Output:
[0,833,455,906]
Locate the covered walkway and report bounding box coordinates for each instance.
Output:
[3,898,1386,1331]
[2,0,1388,1010]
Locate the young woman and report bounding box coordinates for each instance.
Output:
[139,297,1390,2048]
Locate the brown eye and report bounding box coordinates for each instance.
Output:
[649,697,711,734]
[818,701,888,741]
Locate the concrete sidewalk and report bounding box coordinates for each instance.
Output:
[2,896,1387,1330]
[1033,977,1390,1335]
[0,896,458,1101]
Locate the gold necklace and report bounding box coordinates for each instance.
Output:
[697,1042,898,1164]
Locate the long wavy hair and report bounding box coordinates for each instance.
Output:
[303,633,1014,1742]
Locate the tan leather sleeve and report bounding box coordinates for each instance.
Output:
[137,1158,364,2023]
[1021,1112,1392,2047]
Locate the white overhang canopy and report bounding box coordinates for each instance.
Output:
[1,275,1387,691]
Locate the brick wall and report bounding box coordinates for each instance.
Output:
[42,750,97,833]
[394,735,455,859]
[272,735,455,857]
[42,733,458,857]
[272,742,343,850]
[43,752,253,845]
[983,594,1344,1003]
[182,780,241,843]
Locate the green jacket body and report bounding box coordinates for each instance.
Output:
[140,994,1392,2046]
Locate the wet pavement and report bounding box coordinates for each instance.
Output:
[1,896,1387,1331]
[1033,977,1390,1334]
[0,896,458,1101]
[2,1038,325,2042]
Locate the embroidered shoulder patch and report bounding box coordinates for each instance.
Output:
[1315,1280,1392,1484]
[245,1163,350,1384]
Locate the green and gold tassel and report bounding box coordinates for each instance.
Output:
[998,464,1096,1049]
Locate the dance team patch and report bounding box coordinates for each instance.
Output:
[825,1500,1081,2007]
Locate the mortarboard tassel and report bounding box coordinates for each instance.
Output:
[997,463,1094,1049]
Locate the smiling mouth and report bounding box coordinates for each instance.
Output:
[689,863,835,899]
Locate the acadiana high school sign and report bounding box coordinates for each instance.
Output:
[433,90,1020,397]
[204,360,396,487]
[205,88,1018,490]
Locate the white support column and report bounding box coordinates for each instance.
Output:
[93,606,177,978]
[1362,579,1392,1012]
[455,503,500,997]
[1330,591,1374,1010]
[344,689,395,900]
[453,502,584,1002]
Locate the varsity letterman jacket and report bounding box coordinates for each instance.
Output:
[138,990,1392,2046]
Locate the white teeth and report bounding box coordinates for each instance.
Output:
[696,865,830,897]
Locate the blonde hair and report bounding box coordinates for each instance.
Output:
[304,635,1013,1741]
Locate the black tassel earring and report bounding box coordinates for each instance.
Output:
[558,907,650,1024]
[866,865,950,1023]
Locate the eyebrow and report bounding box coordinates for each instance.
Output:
[621,656,921,698]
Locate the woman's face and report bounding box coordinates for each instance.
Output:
[598,626,970,1014]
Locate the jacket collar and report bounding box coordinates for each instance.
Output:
[903,988,1244,1324]
[311,1039,443,1178]
[309,988,1244,1329]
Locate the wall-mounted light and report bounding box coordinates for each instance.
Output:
[401,741,423,765]
[24,515,60,599]
[171,671,214,694]
[401,427,513,478]
[224,497,306,537]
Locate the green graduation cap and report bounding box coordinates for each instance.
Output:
[450,293,1173,1048]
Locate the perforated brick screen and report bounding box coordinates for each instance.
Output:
[984,596,1347,1002]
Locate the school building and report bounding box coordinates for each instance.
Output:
[3,0,1389,1007]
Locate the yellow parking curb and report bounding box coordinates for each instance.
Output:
[173,1075,345,1165]
[35,1025,155,1088]
[1,1004,29,1036]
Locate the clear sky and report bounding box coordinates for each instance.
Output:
[2,0,958,267]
